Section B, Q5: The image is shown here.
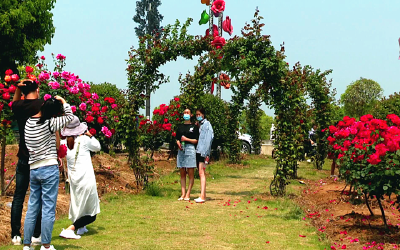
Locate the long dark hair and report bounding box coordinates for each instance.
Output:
[196,107,206,119]
[37,98,63,124]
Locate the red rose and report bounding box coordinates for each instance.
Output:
[57,144,67,158]
[164,118,168,123]
[174,97,180,102]
[92,106,100,112]
[206,24,219,37]
[153,120,157,125]
[11,74,19,82]
[172,132,176,137]
[2,92,10,100]
[5,69,13,75]
[110,128,115,134]
[211,36,226,49]
[211,0,225,15]
[89,128,96,135]
[28,74,36,81]
[222,16,233,35]
[97,117,104,124]
[86,115,94,123]
[101,106,108,113]
[4,75,11,82]
[107,97,115,104]
[177,104,181,108]
[9,85,16,94]
[84,92,91,99]
[26,66,34,73]
[0,83,4,89]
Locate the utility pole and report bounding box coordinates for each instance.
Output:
[145,3,152,119]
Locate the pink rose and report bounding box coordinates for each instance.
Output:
[79,103,87,111]
[56,54,66,60]
[52,72,60,78]
[44,94,52,101]
[48,82,60,90]
[92,93,99,100]
[71,105,77,113]
[111,104,118,110]
[40,56,46,60]
[11,74,19,82]
[38,72,50,81]
[222,16,233,35]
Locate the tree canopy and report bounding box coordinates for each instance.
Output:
[133,0,163,38]
[0,0,56,74]
[340,77,383,119]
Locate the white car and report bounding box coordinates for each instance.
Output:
[238,133,252,154]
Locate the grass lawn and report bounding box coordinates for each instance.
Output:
[1,155,332,250]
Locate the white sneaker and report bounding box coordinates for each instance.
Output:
[194,198,206,203]
[31,235,41,246]
[40,245,56,250]
[12,235,22,245]
[23,246,34,250]
[59,229,81,239]
[76,226,89,235]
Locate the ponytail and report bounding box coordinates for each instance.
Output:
[67,136,75,150]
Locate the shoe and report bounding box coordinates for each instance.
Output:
[23,246,34,250]
[32,235,41,246]
[40,245,57,250]
[184,198,190,201]
[12,235,22,245]
[194,198,206,203]
[177,197,184,201]
[59,229,81,239]
[77,226,89,235]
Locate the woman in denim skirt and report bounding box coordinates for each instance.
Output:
[175,109,199,201]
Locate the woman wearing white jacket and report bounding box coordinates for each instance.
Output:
[58,116,101,239]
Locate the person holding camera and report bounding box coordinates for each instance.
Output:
[58,116,101,239]
[23,95,74,250]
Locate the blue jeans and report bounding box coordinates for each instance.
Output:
[11,158,41,238]
[23,165,59,245]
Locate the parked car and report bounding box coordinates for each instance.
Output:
[239,133,252,154]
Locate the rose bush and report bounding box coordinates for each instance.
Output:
[15,55,121,152]
[327,114,400,229]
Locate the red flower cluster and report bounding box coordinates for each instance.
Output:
[57,144,67,158]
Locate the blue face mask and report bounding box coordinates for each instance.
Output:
[197,116,203,121]
[183,114,190,121]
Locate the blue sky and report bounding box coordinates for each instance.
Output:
[41,0,400,117]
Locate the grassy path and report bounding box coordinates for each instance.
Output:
[1,156,331,250]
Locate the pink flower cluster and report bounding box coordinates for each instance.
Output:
[101,126,112,138]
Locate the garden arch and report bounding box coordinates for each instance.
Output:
[126,11,334,195]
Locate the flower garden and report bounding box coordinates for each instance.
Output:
[1,0,400,249]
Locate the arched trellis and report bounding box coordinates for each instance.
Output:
[125,10,335,194]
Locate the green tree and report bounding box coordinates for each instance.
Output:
[340,78,383,119]
[240,109,274,141]
[0,0,56,74]
[133,0,163,38]
[372,92,400,119]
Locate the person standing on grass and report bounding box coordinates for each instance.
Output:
[195,108,214,203]
[59,116,101,239]
[10,79,43,246]
[23,96,74,250]
[175,109,199,201]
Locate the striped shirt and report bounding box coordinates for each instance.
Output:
[25,103,74,169]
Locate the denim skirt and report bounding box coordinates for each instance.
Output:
[177,144,197,168]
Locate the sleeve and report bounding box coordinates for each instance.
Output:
[202,122,214,157]
[11,101,22,116]
[49,103,74,132]
[175,125,182,142]
[85,136,101,152]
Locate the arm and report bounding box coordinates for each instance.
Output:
[181,136,198,144]
[49,97,74,132]
[199,122,214,157]
[84,131,101,152]
[12,82,26,102]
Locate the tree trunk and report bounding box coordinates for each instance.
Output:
[1,129,6,196]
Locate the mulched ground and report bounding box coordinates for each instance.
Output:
[297,177,400,249]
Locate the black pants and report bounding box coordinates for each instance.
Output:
[73,215,97,229]
[11,159,41,238]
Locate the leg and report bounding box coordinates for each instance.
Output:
[198,162,207,200]
[40,165,59,247]
[72,215,97,230]
[11,159,30,238]
[179,168,187,198]
[185,168,195,199]
[23,169,42,246]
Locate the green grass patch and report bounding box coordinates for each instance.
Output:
[1,155,331,250]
